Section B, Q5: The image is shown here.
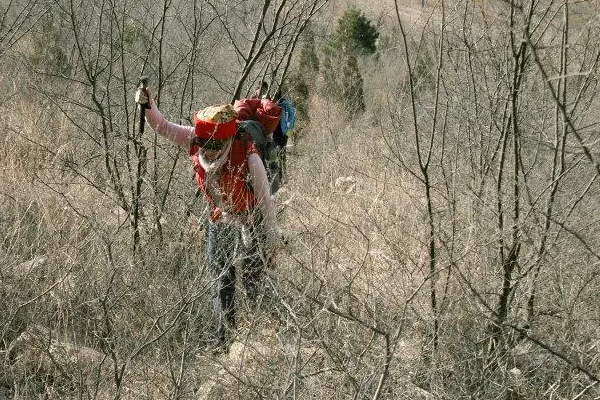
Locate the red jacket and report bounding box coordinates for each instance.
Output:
[191,138,259,221]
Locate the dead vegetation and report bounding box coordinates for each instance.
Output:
[1,0,600,398]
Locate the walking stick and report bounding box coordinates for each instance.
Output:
[138,76,150,134]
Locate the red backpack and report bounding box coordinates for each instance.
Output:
[190,99,282,222]
[234,98,282,194]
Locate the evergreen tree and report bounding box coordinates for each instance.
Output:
[333,7,379,56]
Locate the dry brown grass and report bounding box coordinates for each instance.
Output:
[1,0,600,398]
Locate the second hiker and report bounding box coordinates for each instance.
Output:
[273,88,295,183]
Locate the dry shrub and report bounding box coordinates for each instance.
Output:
[281,92,430,304]
[262,91,433,398]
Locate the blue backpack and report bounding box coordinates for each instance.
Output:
[278,98,295,136]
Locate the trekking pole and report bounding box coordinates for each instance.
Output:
[138,76,150,134]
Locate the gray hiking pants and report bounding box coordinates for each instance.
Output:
[205,216,268,344]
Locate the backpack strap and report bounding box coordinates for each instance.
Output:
[236,123,265,192]
[238,125,249,155]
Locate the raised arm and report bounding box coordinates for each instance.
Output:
[144,100,194,147]
[135,89,193,147]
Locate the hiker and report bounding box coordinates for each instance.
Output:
[252,81,270,99]
[134,88,281,352]
[272,89,295,182]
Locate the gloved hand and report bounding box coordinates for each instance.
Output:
[134,87,152,107]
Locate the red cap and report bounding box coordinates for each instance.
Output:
[190,104,238,155]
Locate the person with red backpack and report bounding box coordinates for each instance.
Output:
[134,88,281,353]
